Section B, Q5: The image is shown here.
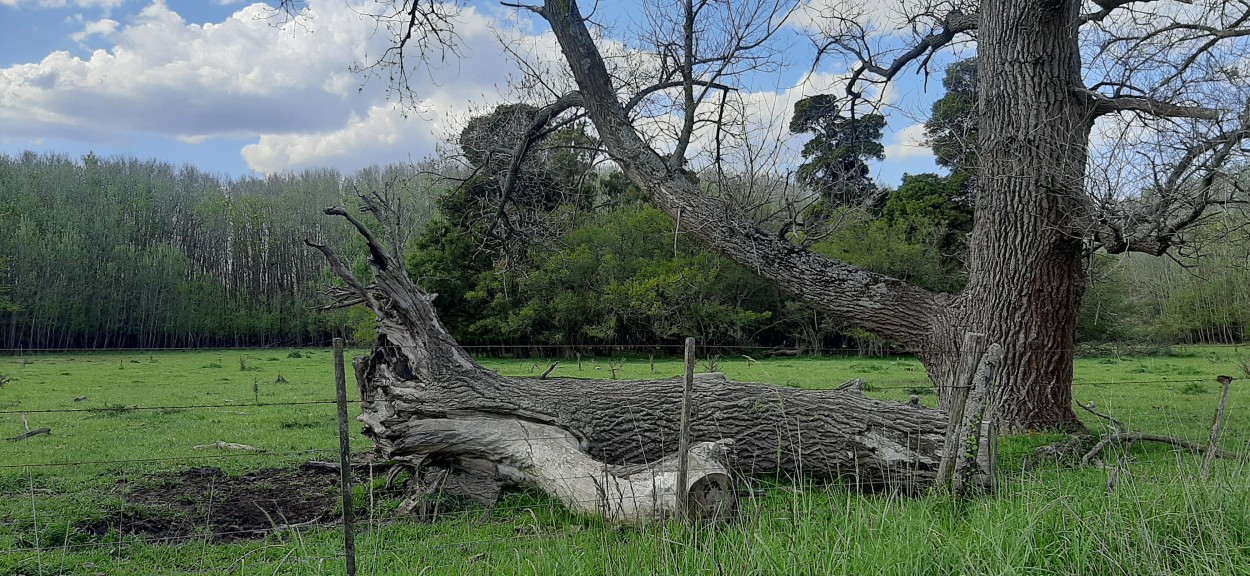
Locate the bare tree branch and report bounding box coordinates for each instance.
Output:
[539,0,941,348]
[1081,0,1183,24]
[1077,88,1221,120]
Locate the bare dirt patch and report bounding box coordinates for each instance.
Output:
[82,464,343,542]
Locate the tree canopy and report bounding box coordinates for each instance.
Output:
[789,95,886,209]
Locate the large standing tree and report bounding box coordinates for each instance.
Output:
[312,0,1250,432]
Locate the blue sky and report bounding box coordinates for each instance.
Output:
[0,1,944,184]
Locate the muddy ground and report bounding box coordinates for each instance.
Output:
[81,464,347,542]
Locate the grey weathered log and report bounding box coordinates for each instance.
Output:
[311,199,950,523]
[392,417,736,523]
[359,359,947,487]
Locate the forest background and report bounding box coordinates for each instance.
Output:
[2,69,1247,353]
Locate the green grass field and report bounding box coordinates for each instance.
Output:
[1,347,1248,575]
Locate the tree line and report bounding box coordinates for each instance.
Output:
[0,152,433,349]
[1,81,1246,351]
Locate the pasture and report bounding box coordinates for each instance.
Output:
[1,346,1248,575]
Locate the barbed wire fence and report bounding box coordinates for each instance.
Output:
[0,342,1247,575]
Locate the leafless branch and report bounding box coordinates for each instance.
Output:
[1081,0,1181,24]
[1078,88,1221,120]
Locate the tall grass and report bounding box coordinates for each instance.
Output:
[0,347,1248,575]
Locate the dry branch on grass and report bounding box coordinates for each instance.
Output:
[193,440,264,452]
[6,427,50,442]
[1078,377,1244,468]
[1081,433,1242,467]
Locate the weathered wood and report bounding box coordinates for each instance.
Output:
[358,359,946,487]
[334,338,357,576]
[944,333,987,411]
[1083,432,1244,466]
[6,428,50,442]
[1202,375,1235,479]
[393,417,736,523]
[192,440,263,452]
[676,337,695,517]
[310,197,951,522]
[936,332,987,486]
[951,344,1003,497]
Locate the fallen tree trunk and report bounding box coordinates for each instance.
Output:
[308,200,950,521]
[393,417,737,523]
[358,356,947,487]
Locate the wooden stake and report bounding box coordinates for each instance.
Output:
[334,338,357,576]
[937,332,986,487]
[1202,375,1235,479]
[676,337,696,517]
[952,343,1003,497]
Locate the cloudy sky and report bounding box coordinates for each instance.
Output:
[0,0,944,184]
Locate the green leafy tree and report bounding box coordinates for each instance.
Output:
[501,203,774,347]
[925,58,979,179]
[406,218,511,345]
[814,209,965,294]
[789,95,886,209]
[883,172,974,261]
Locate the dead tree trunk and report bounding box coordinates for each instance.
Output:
[308,200,949,521]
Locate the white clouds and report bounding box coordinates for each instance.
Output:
[242,104,428,174]
[0,0,561,174]
[70,16,117,41]
[1,0,123,7]
[883,122,930,162]
[0,0,940,182]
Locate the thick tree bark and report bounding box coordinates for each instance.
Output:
[953,0,1090,431]
[538,0,1087,433]
[358,348,947,486]
[310,201,952,522]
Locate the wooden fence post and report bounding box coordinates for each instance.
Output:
[936,333,986,487]
[1202,375,1235,479]
[676,337,696,518]
[952,343,1003,497]
[334,338,357,576]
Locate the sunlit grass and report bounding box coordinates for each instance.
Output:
[1,347,1248,575]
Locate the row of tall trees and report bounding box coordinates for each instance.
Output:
[3,60,1245,353]
[0,152,434,349]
